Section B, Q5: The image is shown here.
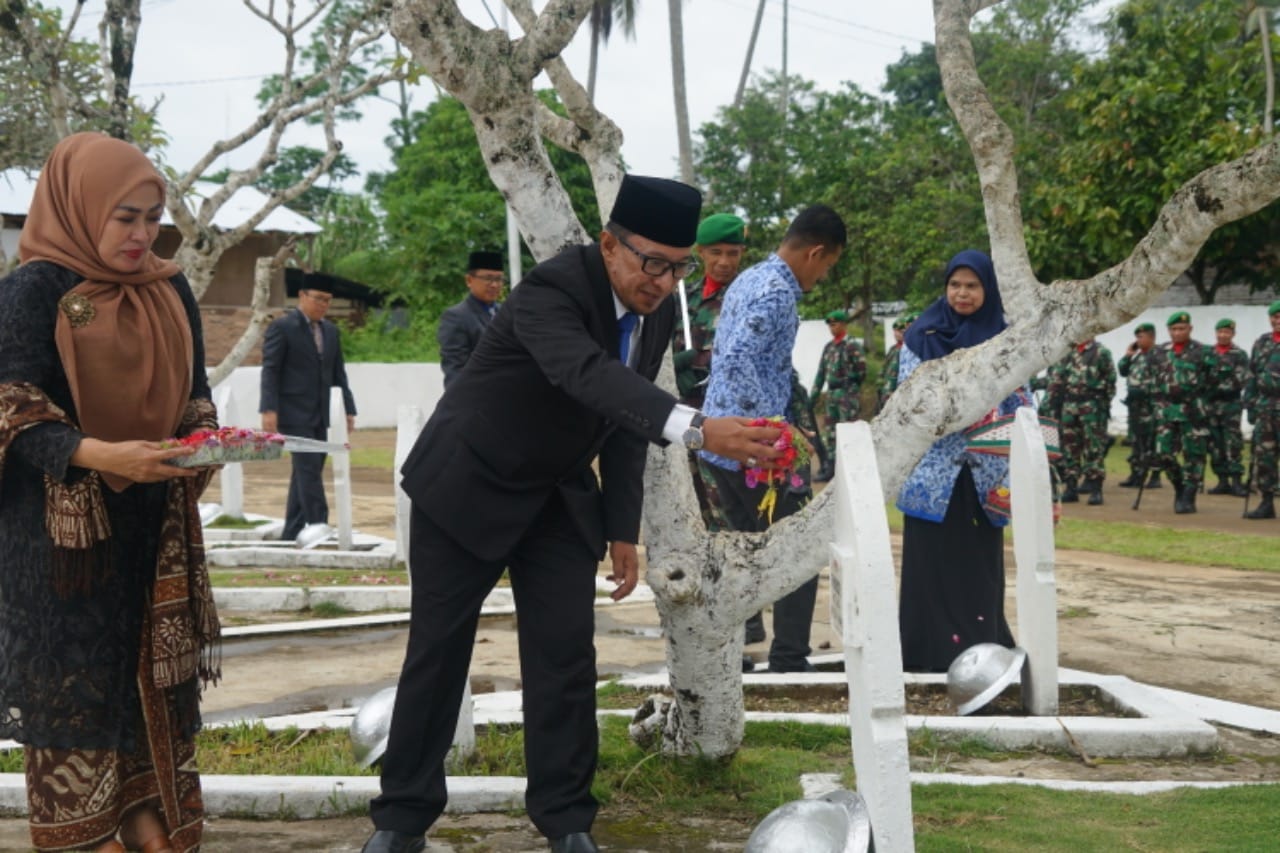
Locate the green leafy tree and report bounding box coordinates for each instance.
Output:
[357,92,601,322]
[1030,0,1280,301]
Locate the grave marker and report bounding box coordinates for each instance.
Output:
[329,387,353,550]
[394,405,426,567]
[831,421,915,852]
[1010,405,1059,715]
[213,384,245,520]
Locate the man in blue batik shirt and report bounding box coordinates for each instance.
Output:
[698,204,847,672]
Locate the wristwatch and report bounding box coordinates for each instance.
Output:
[682,412,707,450]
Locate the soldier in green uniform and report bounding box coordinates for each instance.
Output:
[1243,300,1280,520]
[1206,318,1250,496]
[672,213,746,407]
[1047,339,1116,505]
[1152,311,1216,514]
[876,312,915,414]
[811,309,867,482]
[1117,322,1162,489]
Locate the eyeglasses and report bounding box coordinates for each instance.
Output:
[614,233,699,280]
[470,273,506,285]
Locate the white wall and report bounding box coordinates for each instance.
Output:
[213,363,444,429]
[214,302,1270,433]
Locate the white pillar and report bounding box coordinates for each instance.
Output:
[213,385,245,521]
[830,421,915,853]
[394,405,426,568]
[328,388,353,551]
[1010,405,1059,715]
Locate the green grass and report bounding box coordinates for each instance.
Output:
[347,446,394,469]
[206,514,270,529]
[6,718,1277,849]
[209,568,409,586]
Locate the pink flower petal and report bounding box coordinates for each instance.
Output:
[952,634,961,644]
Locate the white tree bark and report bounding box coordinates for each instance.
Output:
[395,0,1280,758]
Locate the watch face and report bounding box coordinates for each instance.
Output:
[683,427,703,450]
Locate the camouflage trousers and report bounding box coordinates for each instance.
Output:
[1249,408,1279,495]
[820,392,861,461]
[1153,416,1208,487]
[1057,404,1109,484]
[1126,400,1158,472]
[1206,401,1245,479]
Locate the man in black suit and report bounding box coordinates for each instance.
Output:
[259,285,358,539]
[437,250,505,387]
[361,176,785,853]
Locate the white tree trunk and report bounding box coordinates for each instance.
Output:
[208,240,294,387]
[667,0,695,184]
[394,0,1280,759]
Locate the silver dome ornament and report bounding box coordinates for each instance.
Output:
[350,686,398,768]
[947,643,1027,716]
[744,789,873,853]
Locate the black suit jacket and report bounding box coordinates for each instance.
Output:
[437,295,497,387]
[259,308,357,428]
[401,244,677,562]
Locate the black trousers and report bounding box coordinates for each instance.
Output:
[370,499,600,840]
[699,460,817,670]
[281,421,328,540]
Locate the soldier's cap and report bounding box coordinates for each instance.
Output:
[467,250,503,272]
[892,315,911,330]
[1215,318,1235,330]
[1134,322,1156,335]
[1166,311,1191,326]
[609,175,702,248]
[1270,299,1280,316]
[696,213,746,246]
[826,310,849,323]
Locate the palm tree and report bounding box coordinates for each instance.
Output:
[668,0,694,182]
[587,0,638,103]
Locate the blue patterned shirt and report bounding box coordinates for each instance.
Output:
[700,253,803,470]
[894,345,1035,526]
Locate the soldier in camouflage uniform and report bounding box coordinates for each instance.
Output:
[1151,311,1217,514]
[1205,318,1250,497]
[1243,300,1280,520]
[1047,339,1116,505]
[811,310,867,482]
[672,213,746,408]
[1117,322,1162,489]
[876,312,916,414]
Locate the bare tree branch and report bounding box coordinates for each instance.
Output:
[207,238,297,386]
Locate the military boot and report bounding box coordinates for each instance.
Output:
[1086,477,1104,506]
[1117,471,1142,488]
[1145,471,1162,489]
[1246,493,1276,520]
[1229,475,1250,498]
[1060,478,1079,503]
[1174,483,1198,515]
[1207,479,1232,495]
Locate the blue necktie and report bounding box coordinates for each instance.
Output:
[618,312,639,367]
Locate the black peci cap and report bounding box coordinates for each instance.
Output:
[468,251,504,272]
[608,175,702,248]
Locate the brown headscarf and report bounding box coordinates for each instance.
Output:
[19,132,192,491]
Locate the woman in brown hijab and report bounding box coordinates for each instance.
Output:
[0,133,221,853]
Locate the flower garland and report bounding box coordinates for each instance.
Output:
[743,416,810,523]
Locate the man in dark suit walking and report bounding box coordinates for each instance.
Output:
[437,250,505,387]
[259,285,358,539]
[360,176,785,853]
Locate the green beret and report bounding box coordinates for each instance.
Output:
[1166,311,1191,326]
[1215,318,1235,330]
[1270,300,1280,316]
[826,310,849,322]
[1135,322,1156,335]
[892,315,910,330]
[695,213,746,246]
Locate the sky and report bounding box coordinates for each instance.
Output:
[52,0,1118,193]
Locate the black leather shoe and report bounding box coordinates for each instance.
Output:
[742,655,756,673]
[361,829,426,853]
[550,831,600,852]
[767,660,817,674]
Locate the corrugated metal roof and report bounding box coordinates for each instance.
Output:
[0,169,321,235]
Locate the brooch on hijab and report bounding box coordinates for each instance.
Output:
[58,292,96,328]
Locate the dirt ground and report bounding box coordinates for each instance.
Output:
[3,428,1275,851]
